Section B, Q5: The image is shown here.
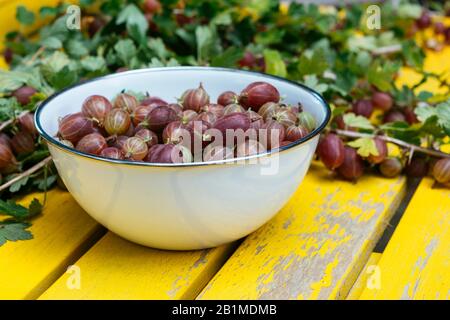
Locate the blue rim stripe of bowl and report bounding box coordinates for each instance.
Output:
[35,67,331,168]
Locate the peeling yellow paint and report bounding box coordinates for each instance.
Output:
[310,256,339,300]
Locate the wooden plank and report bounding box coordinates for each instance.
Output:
[39,233,236,299]
[346,253,382,300]
[0,190,103,300]
[359,178,450,300]
[198,163,406,300]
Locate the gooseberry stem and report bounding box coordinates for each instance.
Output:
[333,129,450,159]
[0,156,52,193]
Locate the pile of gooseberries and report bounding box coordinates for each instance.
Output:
[57,81,316,164]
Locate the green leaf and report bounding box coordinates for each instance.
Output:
[195,25,214,63]
[0,200,29,220]
[65,40,89,58]
[27,198,43,217]
[367,60,399,91]
[298,49,329,77]
[114,39,137,66]
[16,6,35,26]
[40,36,63,50]
[263,49,287,77]
[211,47,243,68]
[0,71,28,93]
[40,6,58,18]
[348,138,379,157]
[148,38,170,61]
[9,176,29,193]
[303,75,328,94]
[40,51,71,80]
[47,66,78,90]
[0,222,33,247]
[116,4,148,40]
[343,113,374,130]
[436,100,450,133]
[81,56,106,72]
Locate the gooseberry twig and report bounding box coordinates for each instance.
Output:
[0,156,52,193]
[333,129,450,159]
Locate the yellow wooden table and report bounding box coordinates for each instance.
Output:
[0,1,449,300]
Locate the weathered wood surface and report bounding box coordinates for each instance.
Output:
[346,253,382,300]
[359,178,450,300]
[198,163,406,300]
[0,190,102,300]
[39,233,236,299]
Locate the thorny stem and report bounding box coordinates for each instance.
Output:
[333,129,450,159]
[0,156,52,193]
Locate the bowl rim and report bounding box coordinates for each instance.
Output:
[35,66,331,168]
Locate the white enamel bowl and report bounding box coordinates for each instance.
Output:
[35,67,330,250]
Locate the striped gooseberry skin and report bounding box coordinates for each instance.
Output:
[195,112,217,126]
[76,133,107,155]
[132,105,155,126]
[217,91,238,107]
[134,128,158,148]
[113,93,139,112]
[202,103,224,119]
[432,158,450,184]
[317,133,345,170]
[145,144,193,164]
[0,143,16,169]
[181,83,210,112]
[58,113,94,144]
[337,146,364,180]
[147,106,179,132]
[285,125,309,142]
[100,147,124,160]
[122,137,148,161]
[11,131,35,155]
[81,95,112,124]
[104,108,131,136]
[202,144,234,162]
[18,113,37,136]
[223,103,246,116]
[239,82,280,112]
[261,119,285,150]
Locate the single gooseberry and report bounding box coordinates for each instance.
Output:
[181,83,210,112]
[0,143,17,169]
[145,144,192,163]
[217,91,238,106]
[240,82,280,112]
[223,103,246,116]
[147,106,179,132]
[317,134,345,170]
[258,102,280,120]
[76,133,107,155]
[238,51,257,68]
[18,113,37,137]
[352,99,373,118]
[143,0,162,14]
[337,146,364,181]
[0,133,11,148]
[371,92,393,111]
[261,120,285,150]
[432,158,450,184]
[134,128,158,148]
[383,110,406,123]
[110,135,129,149]
[213,112,251,137]
[405,157,429,177]
[81,95,112,124]
[162,121,191,145]
[203,144,234,162]
[403,107,419,124]
[113,93,139,112]
[11,131,35,155]
[100,147,124,160]
[12,86,37,105]
[202,104,224,119]
[285,125,309,142]
[272,109,297,128]
[236,139,266,157]
[58,113,94,143]
[122,137,148,161]
[379,157,403,178]
[367,138,388,164]
[104,108,131,136]
[416,11,431,29]
[297,111,316,131]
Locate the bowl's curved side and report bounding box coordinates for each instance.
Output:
[49,135,318,250]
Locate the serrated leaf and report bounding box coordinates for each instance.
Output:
[343,113,374,130]
[0,200,29,219]
[81,56,106,72]
[348,138,379,157]
[196,25,214,63]
[264,49,287,77]
[148,38,170,61]
[116,4,148,40]
[40,36,62,50]
[66,39,89,58]
[0,222,33,247]
[114,39,137,66]
[211,47,243,68]
[9,176,29,193]
[298,49,329,77]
